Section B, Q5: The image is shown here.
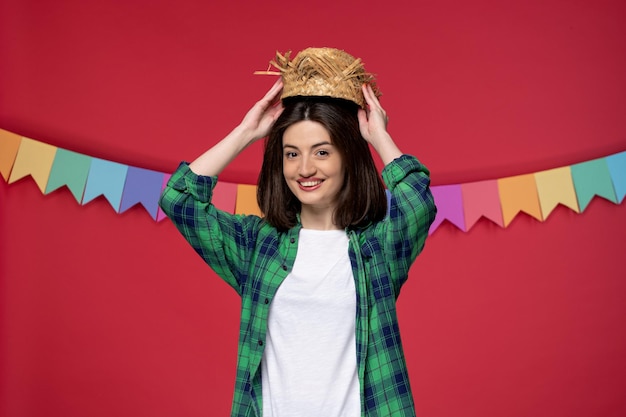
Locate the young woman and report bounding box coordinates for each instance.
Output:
[160,49,437,417]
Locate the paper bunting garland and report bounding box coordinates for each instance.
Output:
[606,152,626,203]
[1,128,624,232]
[497,174,543,226]
[535,166,580,218]
[0,129,22,181]
[119,167,164,220]
[8,137,57,193]
[461,180,503,229]
[46,149,92,202]
[212,181,238,214]
[570,158,617,212]
[82,159,129,210]
[156,174,172,222]
[235,184,263,216]
[429,185,465,233]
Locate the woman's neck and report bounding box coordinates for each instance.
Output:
[299,207,341,230]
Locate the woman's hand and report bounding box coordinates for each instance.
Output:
[357,84,389,144]
[357,84,402,165]
[239,78,284,143]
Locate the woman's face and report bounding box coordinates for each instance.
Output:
[282,120,345,213]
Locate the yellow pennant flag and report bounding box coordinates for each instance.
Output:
[534,166,580,218]
[235,184,262,216]
[8,138,58,193]
[497,174,543,227]
[0,129,22,181]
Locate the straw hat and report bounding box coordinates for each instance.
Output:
[255,47,380,108]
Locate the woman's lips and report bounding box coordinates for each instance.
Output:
[297,179,323,190]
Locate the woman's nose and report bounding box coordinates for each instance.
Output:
[298,157,316,177]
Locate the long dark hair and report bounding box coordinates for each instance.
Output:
[257,96,387,231]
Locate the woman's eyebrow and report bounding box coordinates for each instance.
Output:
[283,141,333,150]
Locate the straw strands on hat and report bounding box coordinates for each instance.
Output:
[255,47,380,108]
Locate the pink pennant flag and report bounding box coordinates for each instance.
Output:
[429,184,465,234]
[156,174,172,222]
[213,181,238,214]
[8,138,58,193]
[461,180,504,229]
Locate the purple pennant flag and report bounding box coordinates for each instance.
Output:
[119,167,165,220]
[429,184,466,235]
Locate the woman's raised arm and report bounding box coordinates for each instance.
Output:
[357,83,403,166]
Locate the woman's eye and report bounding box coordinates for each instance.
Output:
[285,152,298,159]
[317,150,329,157]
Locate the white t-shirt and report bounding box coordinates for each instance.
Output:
[261,229,360,417]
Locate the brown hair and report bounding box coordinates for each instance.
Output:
[257,97,387,231]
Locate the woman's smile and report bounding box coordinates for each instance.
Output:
[297,178,323,189]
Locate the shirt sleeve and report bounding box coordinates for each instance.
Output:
[158,162,262,295]
[380,154,437,294]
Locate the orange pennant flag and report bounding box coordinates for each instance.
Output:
[497,174,543,227]
[534,166,580,218]
[235,184,262,216]
[8,138,58,193]
[0,129,23,181]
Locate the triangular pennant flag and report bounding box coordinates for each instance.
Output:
[571,158,617,211]
[119,167,165,220]
[461,180,504,229]
[0,129,22,181]
[534,166,579,218]
[606,151,626,203]
[8,137,58,193]
[429,184,465,234]
[235,184,262,216]
[82,158,129,211]
[498,174,542,227]
[213,181,238,214]
[45,149,92,203]
[156,174,172,222]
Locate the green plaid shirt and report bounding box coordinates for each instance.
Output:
[159,154,436,417]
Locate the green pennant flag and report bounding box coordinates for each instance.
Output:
[571,157,618,212]
[45,149,92,203]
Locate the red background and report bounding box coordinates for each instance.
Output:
[1,1,625,416]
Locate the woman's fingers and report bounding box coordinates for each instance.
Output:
[262,78,283,106]
[362,84,388,126]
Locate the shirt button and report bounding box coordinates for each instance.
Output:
[264,298,269,304]
[290,238,295,244]
[282,265,287,271]
[258,340,264,346]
